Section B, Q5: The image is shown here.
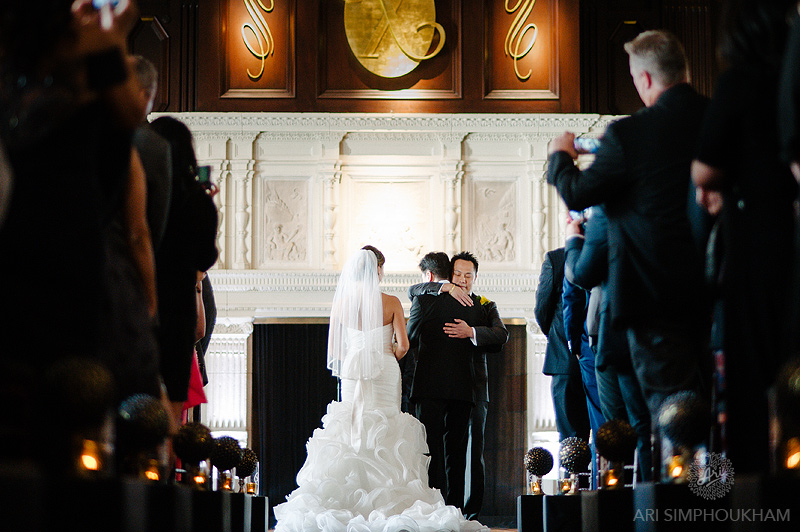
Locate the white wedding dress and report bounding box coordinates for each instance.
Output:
[273,324,488,532]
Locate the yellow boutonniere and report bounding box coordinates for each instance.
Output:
[479,296,492,306]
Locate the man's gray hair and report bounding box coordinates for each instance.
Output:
[624,30,689,86]
[131,54,158,98]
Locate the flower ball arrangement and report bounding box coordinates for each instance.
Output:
[236,448,259,493]
[658,391,711,482]
[559,437,591,473]
[596,419,637,464]
[658,391,711,448]
[524,447,553,495]
[211,436,244,490]
[774,358,800,472]
[173,422,214,464]
[558,437,591,494]
[596,419,637,489]
[236,448,258,478]
[116,393,170,478]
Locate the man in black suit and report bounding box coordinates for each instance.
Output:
[402,251,453,415]
[564,207,652,480]
[535,247,590,442]
[408,251,508,512]
[130,55,172,252]
[547,30,709,476]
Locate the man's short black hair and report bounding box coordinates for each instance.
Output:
[451,251,479,275]
[418,252,450,280]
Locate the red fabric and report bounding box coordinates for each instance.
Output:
[183,349,207,411]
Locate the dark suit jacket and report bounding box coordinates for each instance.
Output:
[535,248,576,376]
[133,123,172,252]
[564,208,631,371]
[547,83,708,329]
[408,289,508,403]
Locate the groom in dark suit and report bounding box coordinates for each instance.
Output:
[408,251,508,512]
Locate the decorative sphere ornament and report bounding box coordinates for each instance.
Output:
[596,419,637,463]
[45,357,115,430]
[524,447,554,477]
[173,422,215,465]
[559,437,591,473]
[658,391,711,447]
[775,357,800,427]
[236,448,258,479]
[210,436,243,472]
[117,393,170,450]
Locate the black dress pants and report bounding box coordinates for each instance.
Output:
[416,398,472,510]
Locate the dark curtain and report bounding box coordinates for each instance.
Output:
[251,323,337,527]
[482,324,527,528]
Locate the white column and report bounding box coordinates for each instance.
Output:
[321,161,342,268]
[202,319,254,446]
[530,159,548,266]
[526,317,556,434]
[195,158,227,269]
[441,160,464,257]
[229,159,253,269]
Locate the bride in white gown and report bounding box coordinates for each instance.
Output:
[274,248,488,532]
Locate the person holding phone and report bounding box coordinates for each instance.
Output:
[150,116,219,431]
[0,0,169,467]
[547,30,710,480]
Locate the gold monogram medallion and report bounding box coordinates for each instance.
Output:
[344,0,445,78]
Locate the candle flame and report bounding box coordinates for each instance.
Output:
[81,454,99,471]
[787,451,800,469]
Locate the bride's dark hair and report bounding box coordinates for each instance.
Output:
[361,245,385,268]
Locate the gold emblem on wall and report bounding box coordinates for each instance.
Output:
[505,0,538,81]
[343,0,446,78]
[242,0,275,80]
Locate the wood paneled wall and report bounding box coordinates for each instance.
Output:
[580,0,721,115]
[131,0,720,115]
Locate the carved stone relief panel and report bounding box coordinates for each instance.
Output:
[343,178,433,272]
[253,178,310,267]
[468,179,519,265]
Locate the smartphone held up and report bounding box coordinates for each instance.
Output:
[573,137,600,154]
[196,165,213,189]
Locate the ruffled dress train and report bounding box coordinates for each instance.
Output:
[274,325,487,532]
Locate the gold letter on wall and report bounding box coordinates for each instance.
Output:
[344,0,446,78]
[505,0,538,81]
[242,0,275,80]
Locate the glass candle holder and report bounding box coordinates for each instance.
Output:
[666,452,690,483]
[600,460,624,489]
[558,467,578,495]
[529,474,544,495]
[219,471,234,491]
[78,439,102,473]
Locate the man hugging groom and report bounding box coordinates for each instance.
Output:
[407,251,508,519]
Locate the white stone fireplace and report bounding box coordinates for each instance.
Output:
[155,112,618,451]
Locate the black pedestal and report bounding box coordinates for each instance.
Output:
[544,494,582,532]
[191,490,226,532]
[48,476,126,532]
[581,488,633,532]
[1,462,45,532]
[729,474,800,532]
[244,495,269,532]
[223,492,245,532]
[517,495,544,532]
[633,482,729,532]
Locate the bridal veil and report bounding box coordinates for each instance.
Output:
[327,249,385,381]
